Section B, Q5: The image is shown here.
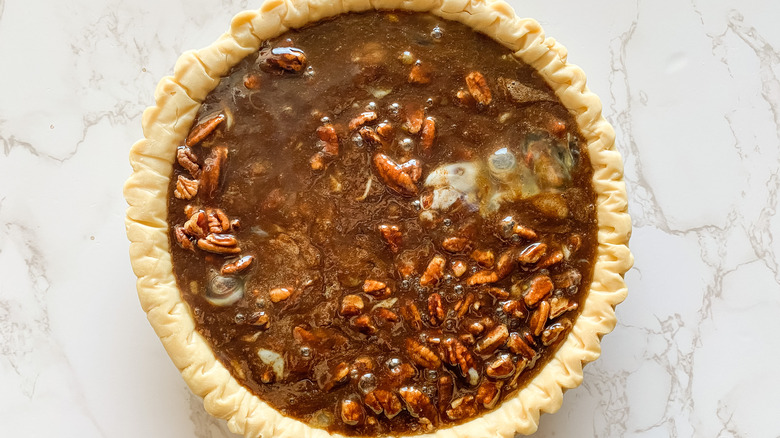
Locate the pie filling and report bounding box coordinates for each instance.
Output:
[168,11,597,435]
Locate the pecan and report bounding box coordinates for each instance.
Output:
[420,255,446,287]
[486,353,515,379]
[200,146,228,200]
[183,204,199,217]
[513,224,538,240]
[445,395,477,420]
[553,268,582,291]
[486,287,509,300]
[538,249,564,268]
[351,356,376,375]
[207,208,231,233]
[378,224,402,252]
[466,270,498,286]
[549,296,578,319]
[568,234,582,253]
[506,332,536,359]
[405,107,425,134]
[389,362,418,385]
[502,299,526,319]
[465,71,492,106]
[517,242,547,264]
[440,337,477,384]
[323,362,350,391]
[173,226,194,251]
[247,311,269,329]
[186,113,225,146]
[455,89,475,106]
[374,307,399,323]
[363,279,391,298]
[454,293,475,319]
[358,126,383,147]
[478,381,502,409]
[427,293,445,326]
[349,111,377,131]
[459,333,475,345]
[183,210,208,238]
[401,301,423,330]
[523,275,553,307]
[260,369,275,384]
[340,294,364,316]
[221,255,254,275]
[173,175,198,200]
[243,73,260,89]
[365,389,403,419]
[475,324,508,355]
[442,237,469,253]
[265,47,307,72]
[470,249,495,268]
[373,153,421,196]
[542,320,571,346]
[197,233,240,254]
[340,398,364,426]
[494,249,516,279]
[353,314,377,334]
[269,287,292,303]
[408,62,431,84]
[420,117,436,154]
[468,321,485,336]
[310,123,339,170]
[451,260,467,278]
[176,146,200,177]
[530,300,551,336]
[437,374,453,413]
[398,386,435,420]
[293,325,322,343]
[375,122,394,141]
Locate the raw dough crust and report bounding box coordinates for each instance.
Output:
[124,0,633,436]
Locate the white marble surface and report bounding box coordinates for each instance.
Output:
[1,0,779,436]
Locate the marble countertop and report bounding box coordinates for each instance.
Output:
[2,0,778,436]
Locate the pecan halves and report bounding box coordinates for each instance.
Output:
[406,338,441,369]
[373,153,421,196]
[310,123,340,170]
[405,107,425,134]
[176,146,200,177]
[442,237,469,253]
[398,386,436,421]
[340,294,365,316]
[419,117,436,154]
[264,47,307,72]
[517,242,547,264]
[221,255,254,275]
[530,300,551,336]
[485,353,515,379]
[419,255,446,287]
[200,146,228,200]
[364,389,403,419]
[340,398,365,426]
[507,332,537,359]
[173,226,194,251]
[474,324,508,355]
[173,175,198,200]
[186,113,225,147]
[408,62,432,84]
[427,293,445,326]
[465,71,492,106]
[349,111,378,131]
[523,275,554,307]
[206,208,231,233]
[183,210,208,238]
[446,395,478,420]
[378,224,402,252]
[440,337,478,385]
[401,300,423,331]
[363,279,391,298]
[197,233,240,255]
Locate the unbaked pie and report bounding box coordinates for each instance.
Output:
[125,1,632,437]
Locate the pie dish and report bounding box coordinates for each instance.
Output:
[124,0,633,436]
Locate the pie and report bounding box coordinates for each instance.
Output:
[124,1,632,437]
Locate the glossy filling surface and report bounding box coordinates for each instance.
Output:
[168,11,597,435]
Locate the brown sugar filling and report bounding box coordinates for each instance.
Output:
[167,11,598,436]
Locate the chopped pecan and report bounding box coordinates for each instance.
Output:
[549,296,578,319]
[310,123,340,170]
[363,279,391,298]
[373,153,421,196]
[405,107,425,134]
[442,237,469,253]
[530,300,551,336]
[549,118,567,138]
[176,146,200,177]
[200,146,228,200]
[408,62,431,84]
[269,287,292,303]
[485,354,515,379]
[378,224,402,252]
[476,380,502,408]
[183,204,199,217]
[538,249,564,268]
[465,71,492,106]
[264,47,307,72]
[243,73,260,89]
[398,386,435,420]
[466,270,498,286]
[437,374,454,413]
[470,249,495,268]
[401,301,423,331]
[340,294,364,316]
[406,338,441,369]
[173,226,194,251]
[185,113,225,147]
[375,122,394,140]
[454,293,475,319]
[353,314,377,334]
[419,255,446,287]
[445,395,477,420]
[420,117,436,154]
[455,89,475,106]
[512,224,538,240]
[206,208,230,233]
[440,337,477,384]
[494,249,516,278]
[468,321,485,336]
[351,356,376,375]
[502,299,526,319]
[349,111,378,131]
[474,324,508,355]
[506,332,536,359]
[553,268,582,290]
[517,242,547,264]
[541,320,572,346]
[374,307,399,323]
[340,398,364,426]
[358,126,383,147]
[486,287,509,300]
[173,175,198,200]
[523,275,554,307]
[247,311,269,329]
[197,233,240,254]
[365,389,404,419]
[221,255,254,275]
[451,260,467,277]
[323,362,350,391]
[427,293,445,326]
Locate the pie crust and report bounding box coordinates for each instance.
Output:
[124,0,633,436]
